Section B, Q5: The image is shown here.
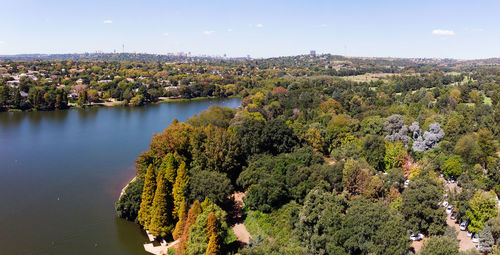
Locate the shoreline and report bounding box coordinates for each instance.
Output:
[119,176,137,199]
[3,96,241,113]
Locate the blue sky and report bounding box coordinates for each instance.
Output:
[0,0,498,59]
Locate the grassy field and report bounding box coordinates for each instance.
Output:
[341,73,400,82]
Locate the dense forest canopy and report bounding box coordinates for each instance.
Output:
[16,54,496,254]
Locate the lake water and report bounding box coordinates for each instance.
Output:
[0,98,241,255]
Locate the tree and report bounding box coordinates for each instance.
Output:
[187,201,229,255]
[466,190,498,233]
[190,126,243,181]
[261,118,299,155]
[173,161,189,216]
[401,173,446,235]
[442,155,463,179]
[341,198,409,255]
[78,89,88,106]
[361,135,386,171]
[177,200,202,255]
[115,177,144,222]
[138,164,156,227]
[149,168,175,238]
[384,114,410,145]
[206,233,220,255]
[479,225,494,253]
[173,200,187,240]
[186,171,233,205]
[420,236,459,255]
[477,129,497,167]
[455,134,481,165]
[384,141,407,171]
[205,212,220,255]
[487,215,500,244]
[296,185,346,254]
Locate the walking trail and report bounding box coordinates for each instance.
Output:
[228,192,252,245]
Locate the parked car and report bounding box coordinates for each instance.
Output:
[442,201,449,207]
[472,234,480,243]
[451,212,456,220]
[410,233,424,241]
[404,180,410,186]
[446,206,453,214]
[467,231,473,237]
[460,221,468,231]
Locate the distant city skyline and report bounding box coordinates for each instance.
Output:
[0,0,499,59]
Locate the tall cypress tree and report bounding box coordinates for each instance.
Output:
[161,153,177,184]
[205,234,220,255]
[137,164,156,228]
[173,200,187,240]
[205,212,220,255]
[173,161,189,216]
[149,168,174,238]
[176,200,202,255]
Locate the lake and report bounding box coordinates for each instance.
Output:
[0,98,241,255]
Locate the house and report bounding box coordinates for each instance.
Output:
[20,91,28,97]
[68,93,79,99]
[7,80,20,88]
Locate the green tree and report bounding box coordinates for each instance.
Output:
[420,236,459,255]
[442,155,463,179]
[362,135,386,171]
[341,199,409,255]
[296,185,346,254]
[173,161,189,216]
[477,129,497,166]
[115,177,144,222]
[479,225,494,253]
[138,164,156,227]
[78,89,88,106]
[455,134,481,165]
[149,168,175,238]
[186,170,233,205]
[384,141,407,171]
[466,190,498,233]
[401,173,446,235]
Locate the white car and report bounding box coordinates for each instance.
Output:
[467,231,473,237]
[446,206,453,214]
[442,201,449,207]
[460,221,468,231]
[472,234,479,243]
[410,233,424,241]
[404,180,410,186]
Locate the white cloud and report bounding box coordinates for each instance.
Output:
[203,30,215,35]
[432,29,455,36]
[256,23,264,28]
[163,32,169,36]
[103,20,113,24]
[227,28,233,32]
[0,41,5,45]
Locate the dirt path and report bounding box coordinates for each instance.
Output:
[228,192,252,245]
[446,213,476,251]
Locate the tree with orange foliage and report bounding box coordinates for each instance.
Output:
[176,200,202,255]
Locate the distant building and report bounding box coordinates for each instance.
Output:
[310,50,316,56]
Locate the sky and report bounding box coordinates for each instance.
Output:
[0,0,499,59]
